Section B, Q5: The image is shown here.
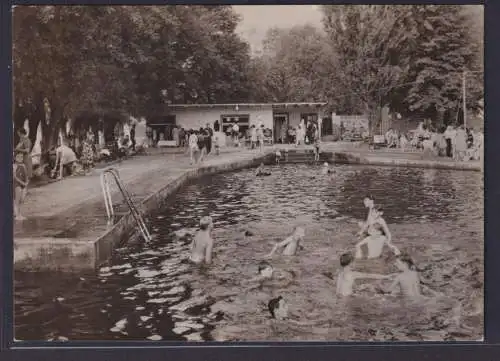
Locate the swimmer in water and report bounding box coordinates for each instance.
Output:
[321,162,330,175]
[356,195,375,233]
[266,226,305,258]
[244,261,294,289]
[256,162,271,176]
[268,296,329,326]
[336,252,391,297]
[355,206,400,259]
[189,216,214,264]
[384,253,440,299]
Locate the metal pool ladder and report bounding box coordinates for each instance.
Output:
[100,167,152,241]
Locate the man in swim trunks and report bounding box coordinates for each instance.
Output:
[189,216,214,264]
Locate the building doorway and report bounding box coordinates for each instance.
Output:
[273,113,289,143]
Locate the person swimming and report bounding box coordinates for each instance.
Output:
[189,216,214,264]
[321,162,334,175]
[266,226,305,258]
[383,253,440,299]
[268,296,289,320]
[244,261,295,289]
[267,296,331,326]
[336,252,391,297]
[256,162,271,176]
[355,206,400,259]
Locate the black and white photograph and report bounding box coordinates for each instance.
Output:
[12,4,484,342]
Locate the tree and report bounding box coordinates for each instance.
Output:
[397,5,479,122]
[322,5,407,129]
[12,5,255,156]
[254,25,333,103]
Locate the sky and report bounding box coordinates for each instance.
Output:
[233,5,323,54]
[233,5,483,55]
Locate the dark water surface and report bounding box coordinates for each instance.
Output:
[14,164,483,342]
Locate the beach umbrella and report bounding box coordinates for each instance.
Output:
[23,119,29,136]
[66,117,72,135]
[31,122,43,166]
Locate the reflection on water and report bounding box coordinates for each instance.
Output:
[14,164,483,341]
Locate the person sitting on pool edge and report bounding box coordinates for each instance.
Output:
[266,226,305,258]
[255,162,271,176]
[355,206,400,259]
[336,252,391,297]
[189,216,214,265]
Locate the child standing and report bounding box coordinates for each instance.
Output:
[13,152,29,221]
[313,136,321,163]
[189,216,214,264]
[250,125,257,150]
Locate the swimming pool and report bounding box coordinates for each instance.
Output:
[14,164,483,342]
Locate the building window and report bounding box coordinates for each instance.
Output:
[300,113,318,124]
[221,114,250,134]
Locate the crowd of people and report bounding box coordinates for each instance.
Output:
[281,119,320,146]
[383,123,483,161]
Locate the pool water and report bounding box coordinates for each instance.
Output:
[14,164,484,342]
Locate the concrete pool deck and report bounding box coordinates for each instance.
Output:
[13,143,482,272]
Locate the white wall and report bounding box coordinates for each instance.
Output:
[277,107,322,127]
[171,105,273,130]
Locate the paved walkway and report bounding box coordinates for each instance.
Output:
[18,142,481,221]
[20,147,265,219]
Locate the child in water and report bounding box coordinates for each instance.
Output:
[189,216,214,264]
[244,261,295,289]
[384,253,440,299]
[321,162,334,175]
[256,162,271,176]
[267,296,329,326]
[266,226,305,258]
[336,253,391,297]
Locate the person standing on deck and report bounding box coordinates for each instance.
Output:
[232,123,240,147]
[172,125,179,147]
[188,130,199,165]
[250,125,257,149]
[13,152,29,221]
[206,123,213,155]
[15,128,33,181]
[130,123,136,151]
[257,124,265,152]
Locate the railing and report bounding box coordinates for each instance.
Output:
[100,167,152,241]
